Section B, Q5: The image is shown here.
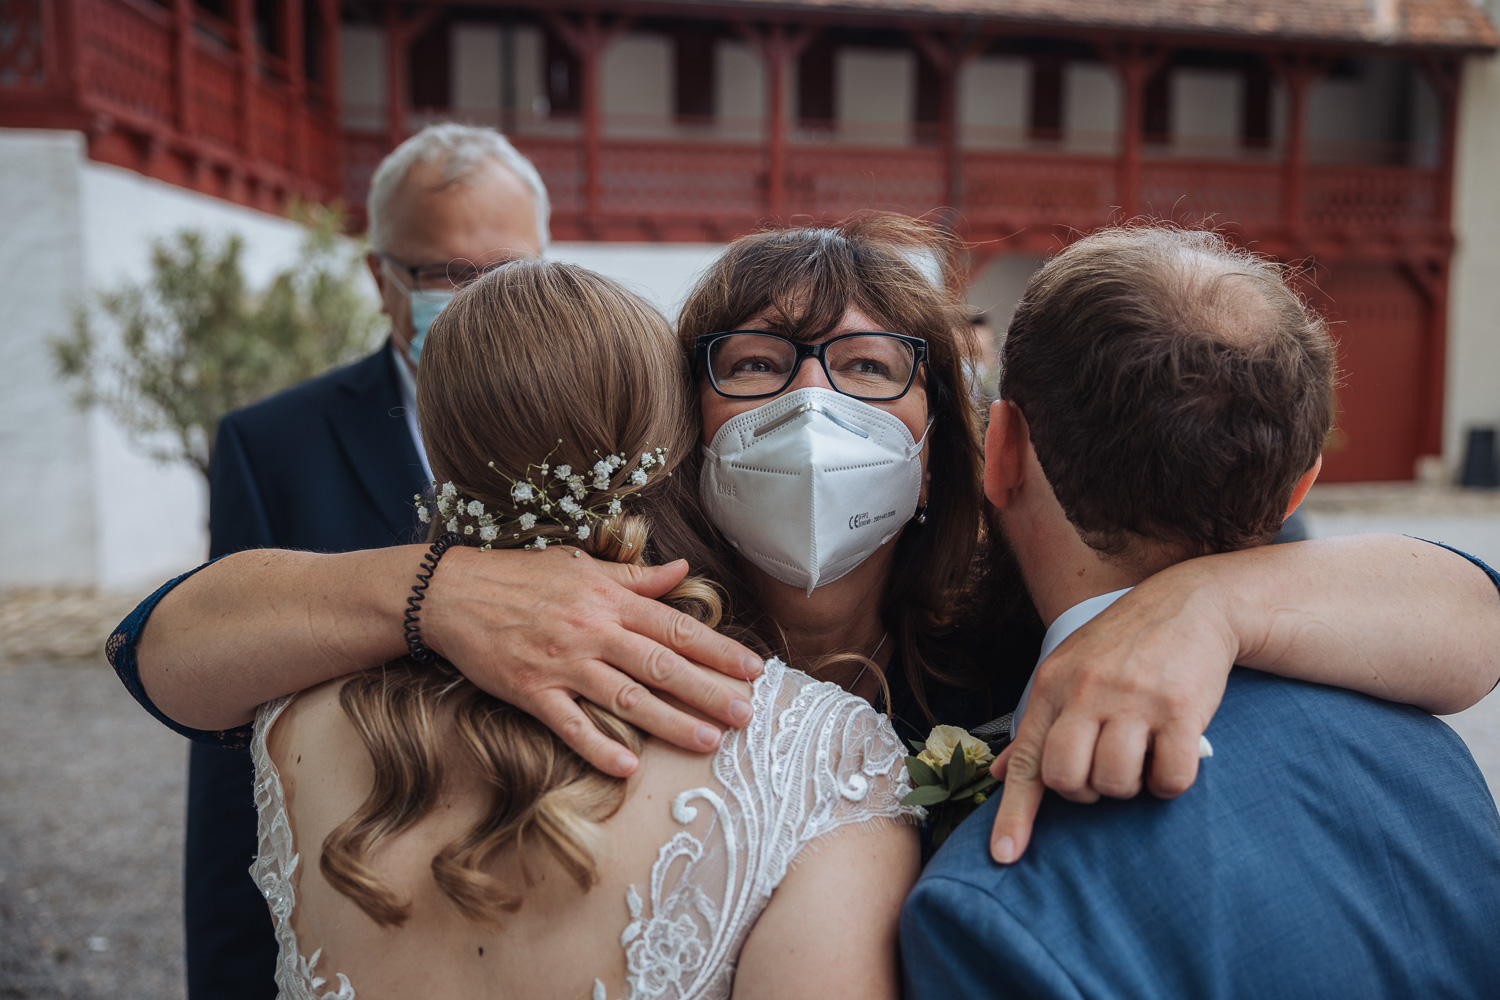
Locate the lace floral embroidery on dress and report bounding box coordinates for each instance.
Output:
[595,657,919,1000]
[251,696,356,1000]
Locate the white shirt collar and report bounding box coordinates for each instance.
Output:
[1012,587,1134,733]
[390,341,432,484]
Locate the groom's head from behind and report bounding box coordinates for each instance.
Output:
[986,227,1336,616]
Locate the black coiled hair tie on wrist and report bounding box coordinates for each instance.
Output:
[403,531,464,663]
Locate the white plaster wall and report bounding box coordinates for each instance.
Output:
[548,242,724,319]
[77,159,308,589]
[837,48,915,144]
[602,33,673,122]
[1065,63,1121,153]
[0,130,314,591]
[965,255,1045,333]
[1446,49,1500,473]
[1173,68,1241,147]
[452,23,502,114]
[717,40,765,123]
[959,56,1028,146]
[79,161,306,289]
[1305,59,1408,157]
[512,25,545,119]
[1306,77,1364,146]
[0,130,96,586]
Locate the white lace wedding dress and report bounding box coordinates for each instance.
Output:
[249,657,919,1000]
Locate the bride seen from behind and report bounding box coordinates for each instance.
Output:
[253,260,920,1000]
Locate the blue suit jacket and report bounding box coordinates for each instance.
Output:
[186,344,427,1000]
[901,670,1500,1000]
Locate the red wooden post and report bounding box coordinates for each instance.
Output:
[1107,46,1161,220]
[172,0,195,134]
[1426,58,1461,239]
[1279,65,1310,238]
[1416,258,1451,461]
[1418,57,1462,460]
[765,27,787,219]
[234,0,256,161]
[580,14,602,219]
[283,0,306,186]
[913,32,983,226]
[547,14,633,225]
[383,4,407,151]
[321,0,341,110]
[46,0,85,104]
[737,24,815,222]
[320,0,341,203]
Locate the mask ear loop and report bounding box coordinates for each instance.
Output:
[909,416,936,455]
[911,416,935,525]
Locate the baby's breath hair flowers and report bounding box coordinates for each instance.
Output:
[415,442,670,551]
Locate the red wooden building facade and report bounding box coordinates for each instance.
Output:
[2,0,1496,481]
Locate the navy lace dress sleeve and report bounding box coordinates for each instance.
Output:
[105,559,254,750]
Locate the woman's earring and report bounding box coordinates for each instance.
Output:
[914,505,928,525]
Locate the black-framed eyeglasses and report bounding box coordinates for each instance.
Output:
[695,331,928,402]
[379,252,517,291]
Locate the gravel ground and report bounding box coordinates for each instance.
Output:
[0,656,186,1000]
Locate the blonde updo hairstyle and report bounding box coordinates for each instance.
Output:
[320,259,728,928]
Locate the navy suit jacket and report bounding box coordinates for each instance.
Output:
[902,670,1500,1000]
[187,344,427,1000]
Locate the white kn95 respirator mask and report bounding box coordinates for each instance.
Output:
[700,386,931,595]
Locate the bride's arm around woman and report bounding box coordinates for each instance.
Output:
[249,258,919,1000]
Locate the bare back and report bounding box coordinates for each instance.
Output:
[250,659,919,1000]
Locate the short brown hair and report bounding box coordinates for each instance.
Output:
[1001,226,1336,558]
[677,213,985,718]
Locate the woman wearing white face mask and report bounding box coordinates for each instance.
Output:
[679,219,1000,726]
[112,216,1500,846]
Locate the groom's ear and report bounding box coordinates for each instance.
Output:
[984,400,1028,508]
[1285,454,1323,519]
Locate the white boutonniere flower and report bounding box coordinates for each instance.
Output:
[904,724,1000,849]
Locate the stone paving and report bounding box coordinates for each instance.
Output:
[0,656,186,1000]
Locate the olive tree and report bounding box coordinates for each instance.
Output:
[52,203,383,479]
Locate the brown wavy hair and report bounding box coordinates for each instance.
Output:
[319,259,738,927]
[676,214,987,720]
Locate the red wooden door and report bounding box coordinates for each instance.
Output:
[1308,263,1428,482]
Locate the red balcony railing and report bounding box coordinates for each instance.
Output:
[342,128,1448,254]
[0,0,342,212]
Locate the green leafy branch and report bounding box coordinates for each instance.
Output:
[51,201,383,480]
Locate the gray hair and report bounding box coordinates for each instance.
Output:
[366,123,552,254]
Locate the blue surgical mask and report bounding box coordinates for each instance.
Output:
[406,288,456,366]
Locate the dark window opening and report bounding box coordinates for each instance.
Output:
[410,16,450,110]
[914,52,942,142]
[674,27,716,120]
[798,37,836,131]
[1144,67,1171,145]
[1242,61,1272,149]
[545,26,580,115]
[1029,57,1064,141]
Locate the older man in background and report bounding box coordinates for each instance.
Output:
[186,124,548,1000]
